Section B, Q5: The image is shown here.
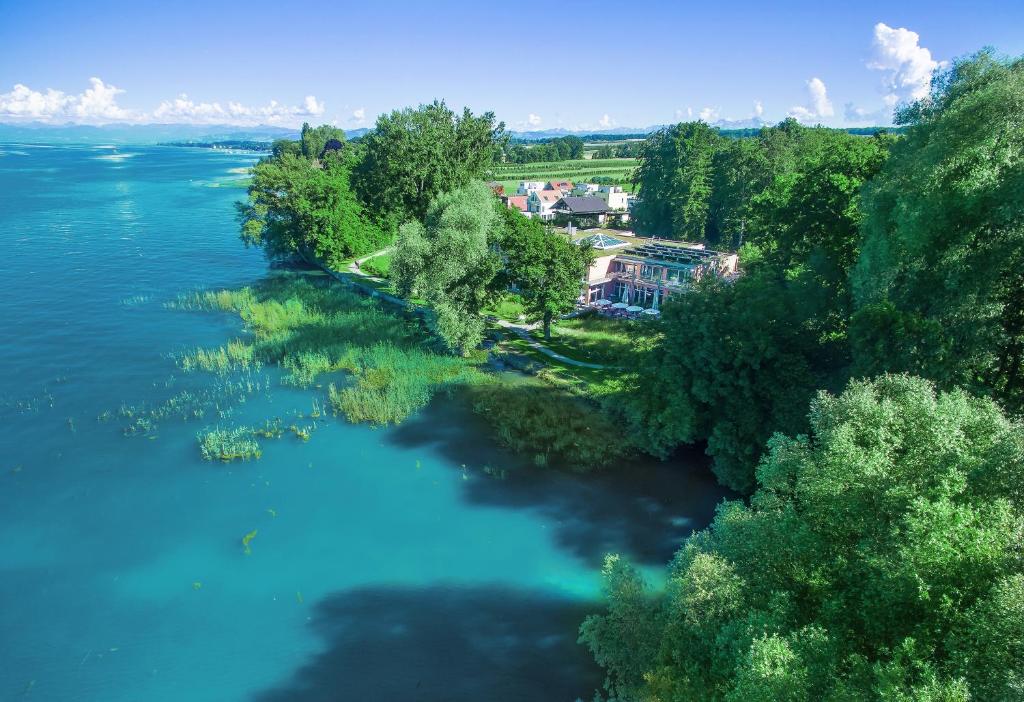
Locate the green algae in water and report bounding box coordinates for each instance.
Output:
[241,529,258,555]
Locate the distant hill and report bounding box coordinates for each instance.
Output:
[508,119,899,141]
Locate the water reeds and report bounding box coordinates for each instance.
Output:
[197,426,262,462]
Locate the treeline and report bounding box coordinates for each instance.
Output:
[583,50,1024,701]
[164,139,272,151]
[592,141,641,159]
[503,135,585,163]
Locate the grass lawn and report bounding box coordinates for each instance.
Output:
[361,253,391,278]
[528,314,650,367]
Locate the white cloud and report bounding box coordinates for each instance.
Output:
[869,22,941,105]
[527,112,542,127]
[351,107,366,124]
[753,100,764,118]
[597,113,614,129]
[674,107,694,120]
[699,106,720,122]
[0,77,135,123]
[154,94,325,126]
[788,77,834,123]
[0,78,326,126]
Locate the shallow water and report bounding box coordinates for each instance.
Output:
[0,144,730,701]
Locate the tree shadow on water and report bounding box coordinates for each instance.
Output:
[251,585,602,702]
[386,394,735,567]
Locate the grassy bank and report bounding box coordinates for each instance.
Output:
[170,271,638,470]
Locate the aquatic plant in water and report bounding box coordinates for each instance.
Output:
[241,529,258,555]
[197,426,262,462]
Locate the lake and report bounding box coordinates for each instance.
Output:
[0,143,730,701]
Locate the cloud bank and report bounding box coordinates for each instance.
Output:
[0,78,326,127]
[788,77,834,123]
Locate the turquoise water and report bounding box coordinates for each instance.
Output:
[0,144,729,701]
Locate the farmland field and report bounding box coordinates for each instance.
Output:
[488,157,637,193]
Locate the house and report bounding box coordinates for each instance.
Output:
[575,234,739,308]
[596,185,629,211]
[486,181,505,196]
[550,196,610,227]
[506,195,529,216]
[545,180,573,193]
[517,180,546,195]
[572,183,600,196]
[527,190,563,221]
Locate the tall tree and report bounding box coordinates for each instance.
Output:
[582,374,1024,701]
[238,132,385,266]
[494,208,593,339]
[632,122,724,240]
[852,51,1024,411]
[391,181,501,354]
[353,101,506,228]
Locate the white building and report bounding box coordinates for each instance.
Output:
[597,185,629,211]
[517,180,546,195]
[572,183,600,196]
[527,190,563,221]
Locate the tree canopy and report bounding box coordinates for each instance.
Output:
[353,101,506,229]
[582,374,1024,702]
[238,132,386,267]
[852,50,1024,412]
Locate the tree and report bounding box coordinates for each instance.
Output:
[632,122,724,240]
[391,181,501,354]
[238,138,385,267]
[299,122,346,160]
[852,51,1024,411]
[353,101,506,228]
[581,375,1024,701]
[495,208,593,339]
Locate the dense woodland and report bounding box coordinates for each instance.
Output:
[240,50,1024,701]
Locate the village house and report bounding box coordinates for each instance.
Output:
[527,190,563,221]
[545,179,573,193]
[551,196,610,227]
[596,185,629,211]
[505,194,529,216]
[517,180,545,195]
[572,183,600,196]
[575,233,738,310]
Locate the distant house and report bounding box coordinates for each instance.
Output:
[486,181,505,196]
[572,183,600,196]
[506,195,529,215]
[545,179,573,193]
[527,190,563,221]
[596,185,629,211]
[551,196,610,227]
[517,180,546,195]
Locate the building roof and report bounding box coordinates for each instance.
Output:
[546,180,573,190]
[576,232,631,250]
[553,196,610,215]
[532,190,562,203]
[507,195,528,212]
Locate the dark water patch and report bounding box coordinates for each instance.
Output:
[252,585,602,702]
[387,393,733,566]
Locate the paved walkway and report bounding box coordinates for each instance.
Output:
[337,248,608,370]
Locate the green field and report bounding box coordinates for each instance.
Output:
[488,157,637,193]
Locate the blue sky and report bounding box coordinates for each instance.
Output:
[0,0,1021,130]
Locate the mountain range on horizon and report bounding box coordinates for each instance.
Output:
[0,115,892,145]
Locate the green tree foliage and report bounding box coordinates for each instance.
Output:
[581,375,1024,702]
[391,181,501,354]
[238,131,386,266]
[299,122,346,159]
[624,126,890,491]
[353,101,506,228]
[632,122,724,239]
[852,51,1024,411]
[494,207,594,338]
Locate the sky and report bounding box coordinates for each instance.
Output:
[0,0,1021,131]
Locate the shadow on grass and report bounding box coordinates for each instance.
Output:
[251,585,602,702]
[385,392,733,567]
